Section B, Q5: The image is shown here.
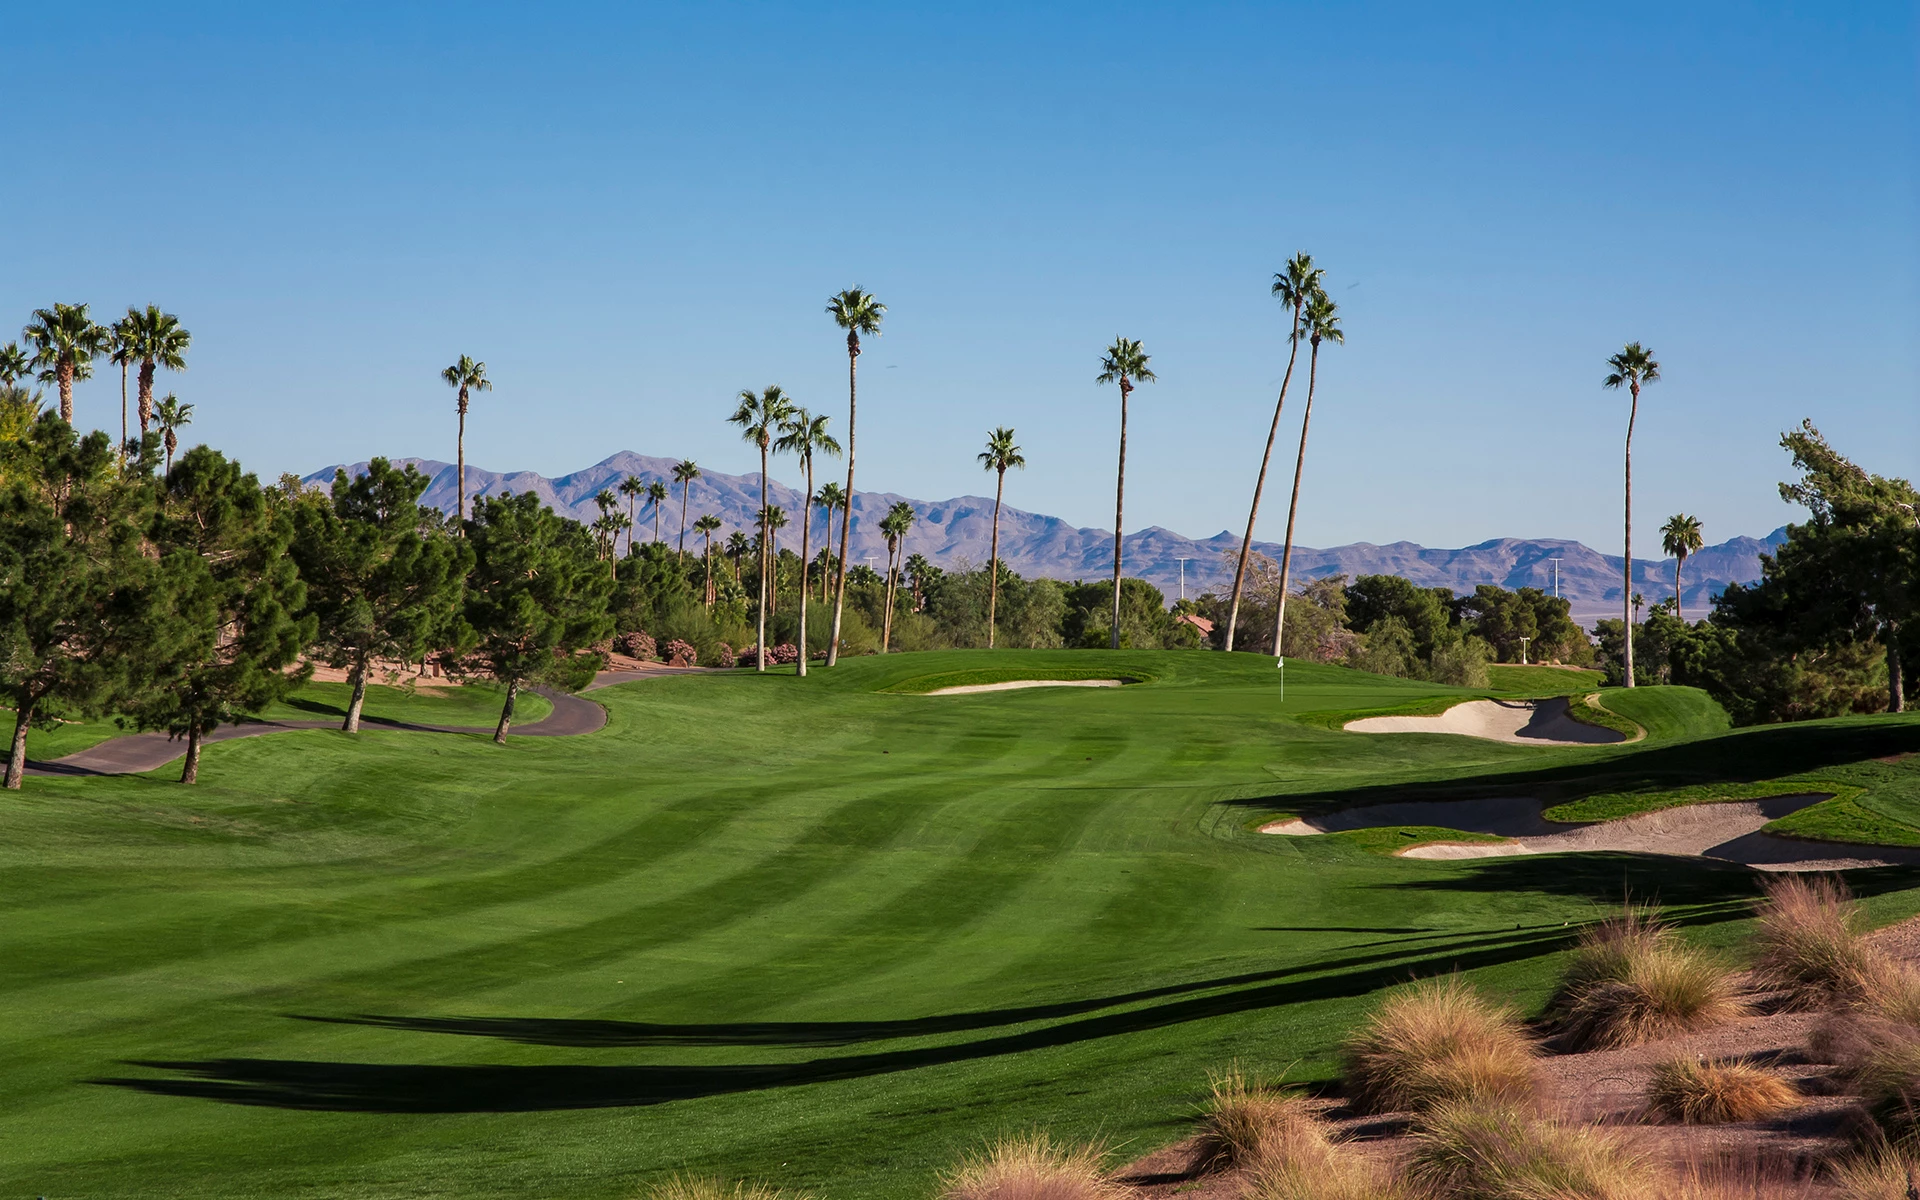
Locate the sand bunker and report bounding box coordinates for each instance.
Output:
[1345,697,1627,746]
[1261,794,1920,871]
[923,679,1127,696]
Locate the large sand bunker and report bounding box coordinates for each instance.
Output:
[1345,697,1627,746]
[1261,794,1920,871]
[923,679,1127,696]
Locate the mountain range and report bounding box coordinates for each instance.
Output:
[305,452,1790,624]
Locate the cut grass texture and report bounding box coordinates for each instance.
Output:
[939,1133,1118,1200]
[1406,1102,1650,1200]
[1645,1057,1798,1125]
[1342,976,1537,1114]
[1191,1066,1320,1173]
[1552,908,1746,1050]
[1752,876,1887,1007]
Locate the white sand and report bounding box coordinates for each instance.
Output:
[1345,697,1627,746]
[923,679,1127,696]
[1261,793,1920,871]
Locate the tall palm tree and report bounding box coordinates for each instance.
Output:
[155,394,193,475]
[440,355,491,525]
[109,312,137,458]
[977,426,1026,649]
[694,514,724,603]
[1096,337,1156,650]
[0,343,29,387]
[673,460,701,559]
[618,475,645,554]
[646,480,669,543]
[1225,254,1321,652]
[1661,513,1704,622]
[1272,292,1344,661]
[23,302,109,424]
[776,409,841,676]
[764,505,789,617]
[815,481,847,603]
[726,530,750,582]
[121,305,190,437]
[1603,342,1661,688]
[824,288,886,668]
[730,385,795,670]
[879,501,916,653]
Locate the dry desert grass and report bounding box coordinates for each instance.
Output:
[1553,908,1747,1051]
[1341,975,1538,1114]
[1190,1067,1322,1173]
[1405,1101,1651,1200]
[1644,1056,1799,1125]
[942,1133,1121,1200]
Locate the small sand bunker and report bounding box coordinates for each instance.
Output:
[1261,794,1920,871]
[923,679,1127,696]
[1345,697,1626,746]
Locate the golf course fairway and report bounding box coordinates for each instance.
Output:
[6,650,1920,1198]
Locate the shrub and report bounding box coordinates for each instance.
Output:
[642,1178,798,1200]
[1831,1150,1920,1200]
[1342,976,1537,1114]
[712,642,736,668]
[1191,1067,1322,1174]
[1853,1021,1920,1147]
[619,630,659,661]
[663,639,697,667]
[1553,909,1745,1050]
[1645,1056,1798,1124]
[1665,1152,1816,1199]
[1241,1122,1414,1200]
[940,1133,1117,1200]
[769,643,799,665]
[1751,875,1884,1007]
[1407,1102,1650,1200]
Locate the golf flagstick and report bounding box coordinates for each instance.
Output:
[1278,655,1284,702]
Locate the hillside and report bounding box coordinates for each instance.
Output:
[306,452,1787,619]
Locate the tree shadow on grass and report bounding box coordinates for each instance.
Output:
[1377,852,1920,908]
[103,925,1591,1112]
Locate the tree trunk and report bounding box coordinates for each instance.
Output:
[343,656,370,733]
[988,471,1005,649]
[756,445,769,671]
[1225,317,1302,652]
[57,358,73,424]
[457,397,468,528]
[138,359,156,434]
[180,724,203,784]
[6,694,34,791]
[1674,556,1684,623]
[1623,384,1638,687]
[1110,381,1130,649]
[119,359,128,461]
[1888,623,1905,714]
[797,463,813,677]
[828,336,859,666]
[679,485,691,560]
[494,677,519,744]
[1271,337,1322,661]
[882,543,898,652]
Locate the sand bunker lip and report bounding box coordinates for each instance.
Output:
[1260,794,1920,871]
[921,679,1128,696]
[1344,697,1627,746]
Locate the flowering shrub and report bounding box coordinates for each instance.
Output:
[770,643,799,665]
[712,642,737,668]
[619,631,658,661]
[663,639,698,667]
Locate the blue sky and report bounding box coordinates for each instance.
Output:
[7,2,1914,551]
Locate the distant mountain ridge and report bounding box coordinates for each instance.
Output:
[305,452,1789,622]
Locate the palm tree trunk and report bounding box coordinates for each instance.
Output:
[138,359,156,434]
[343,654,370,733]
[828,337,858,666]
[57,358,73,424]
[1887,622,1905,714]
[679,486,691,560]
[1225,321,1302,652]
[1110,381,1129,650]
[180,723,204,784]
[5,692,35,790]
[1674,556,1684,623]
[988,470,1005,649]
[628,497,637,555]
[1623,384,1638,688]
[756,450,770,672]
[1271,338,1322,661]
[493,677,519,744]
[797,465,813,677]
[119,359,128,461]
[883,542,898,653]
[456,399,468,527]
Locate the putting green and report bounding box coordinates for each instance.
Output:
[4,650,1919,1199]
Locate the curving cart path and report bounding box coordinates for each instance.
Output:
[24,686,607,778]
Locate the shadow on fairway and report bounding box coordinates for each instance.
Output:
[100,924,1607,1112]
[1386,855,1920,907]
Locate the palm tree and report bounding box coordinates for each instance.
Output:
[730,385,796,670]
[694,514,724,603]
[593,488,619,567]
[440,355,491,525]
[618,475,645,554]
[1225,254,1321,652]
[23,302,109,424]
[155,394,193,474]
[815,481,847,603]
[1096,337,1156,650]
[764,505,790,617]
[977,426,1026,648]
[776,409,842,676]
[647,480,669,543]
[879,501,916,653]
[1272,292,1344,662]
[1603,342,1661,687]
[824,288,886,667]
[726,530,750,582]
[673,460,701,559]
[109,312,137,458]
[1661,513,1704,621]
[121,305,190,437]
[0,343,29,387]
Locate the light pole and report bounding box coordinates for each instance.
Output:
[1519,636,1531,666]
[1176,557,1191,601]
[1550,557,1562,599]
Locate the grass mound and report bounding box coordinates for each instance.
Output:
[1191,1067,1322,1173]
[1646,1057,1798,1124]
[1406,1102,1649,1200]
[1342,976,1537,1114]
[1240,1118,1412,1200]
[940,1133,1118,1200]
[644,1179,803,1200]
[1552,908,1746,1050]
[1751,876,1886,1007]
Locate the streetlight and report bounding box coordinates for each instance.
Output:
[1519,636,1531,666]
[1176,557,1191,601]
[1550,557,1562,599]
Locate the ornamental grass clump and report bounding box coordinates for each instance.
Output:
[1240,1126,1414,1200]
[644,1178,800,1200]
[940,1133,1119,1200]
[1751,876,1884,1007]
[1407,1102,1651,1200]
[1851,1023,1920,1147]
[1553,907,1746,1051]
[1831,1150,1920,1200]
[1645,1056,1798,1125]
[1342,976,1536,1115]
[1191,1066,1323,1173]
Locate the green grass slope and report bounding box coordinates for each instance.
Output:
[3,650,1918,1199]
